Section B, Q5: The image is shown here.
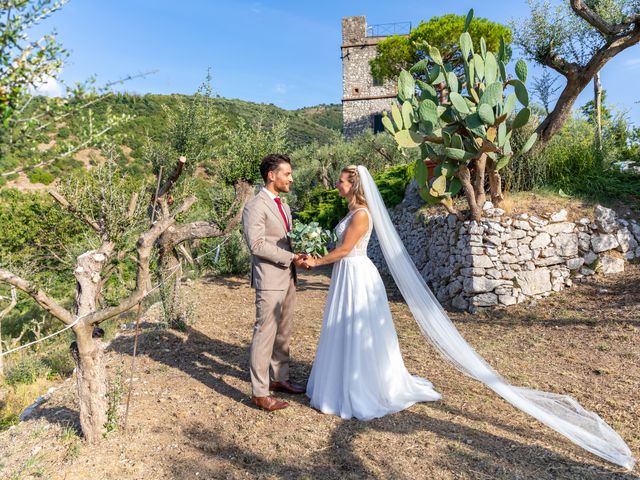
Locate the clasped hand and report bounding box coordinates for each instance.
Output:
[293,253,318,270]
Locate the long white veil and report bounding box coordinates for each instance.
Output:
[357,165,635,470]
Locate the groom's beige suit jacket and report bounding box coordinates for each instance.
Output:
[242,188,297,396]
[242,188,296,289]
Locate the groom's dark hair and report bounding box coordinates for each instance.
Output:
[260,153,291,183]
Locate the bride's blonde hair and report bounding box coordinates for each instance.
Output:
[342,165,367,210]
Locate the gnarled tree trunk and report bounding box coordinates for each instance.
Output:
[71,245,113,441]
[72,322,107,442]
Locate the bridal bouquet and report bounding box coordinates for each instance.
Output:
[288,221,336,257]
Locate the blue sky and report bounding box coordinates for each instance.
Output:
[36,0,640,125]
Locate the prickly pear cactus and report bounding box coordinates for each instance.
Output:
[383,9,537,221]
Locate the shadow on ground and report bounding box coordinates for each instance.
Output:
[108,326,637,480]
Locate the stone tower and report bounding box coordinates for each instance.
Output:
[341,16,408,138]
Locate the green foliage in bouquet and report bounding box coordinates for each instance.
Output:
[288,221,337,256]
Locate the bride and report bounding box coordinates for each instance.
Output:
[302,165,635,470]
[303,165,441,420]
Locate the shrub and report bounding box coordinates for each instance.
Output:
[43,348,75,379]
[199,229,251,275]
[27,168,55,185]
[5,356,50,386]
[297,162,414,229]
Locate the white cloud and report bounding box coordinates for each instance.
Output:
[623,58,640,69]
[30,75,64,97]
[273,83,288,95]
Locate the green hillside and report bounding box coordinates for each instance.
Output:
[84,94,340,149]
[0,93,343,186]
[295,104,343,132]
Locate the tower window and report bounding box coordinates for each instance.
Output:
[373,113,384,134]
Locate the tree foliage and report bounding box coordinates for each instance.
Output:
[370,13,512,82]
[512,0,640,144]
[0,0,67,123]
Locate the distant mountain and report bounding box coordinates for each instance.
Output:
[96,94,342,149]
[1,94,344,189]
[294,104,343,132]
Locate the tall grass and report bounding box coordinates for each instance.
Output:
[506,118,640,205]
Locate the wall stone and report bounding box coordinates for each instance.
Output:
[368,183,639,312]
[341,16,401,138]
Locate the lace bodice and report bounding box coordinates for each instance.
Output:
[335,208,373,257]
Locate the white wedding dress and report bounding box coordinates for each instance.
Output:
[303,166,634,469]
[306,208,441,420]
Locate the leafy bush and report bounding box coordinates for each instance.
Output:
[375,163,415,207]
[27,168,55,185]
[5,356,50,386]
[43,348,75,379]
[506,117,640,202]
[297,163,414,229]
[198,229,251,275]
[57,127,70,139]
[297,188,348,230]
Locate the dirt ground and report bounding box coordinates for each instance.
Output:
[1,264,639,480]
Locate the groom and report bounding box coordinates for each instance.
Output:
[242,153,307,411]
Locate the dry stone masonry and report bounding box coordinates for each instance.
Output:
[341,16,402,138]
[369,184,639,313]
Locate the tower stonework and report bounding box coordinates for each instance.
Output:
[341,16,399,138]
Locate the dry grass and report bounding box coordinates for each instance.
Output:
[0,266,638,479]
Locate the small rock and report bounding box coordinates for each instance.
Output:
[549,209,568,222]
[530,232,552,249]
[471,255,494,268]
[452,294,468,311]
[471,292,499,306]
[583,251,598,266]
[516,269,552,296]
[616,228,637,253]
[594,205,618,233]
[499,294,517,306]
[599,255,625,275]
[512,220,531,231]
[566,258,585,270]
[591,233,619,253]
[485,208,505,217]
[544,222,575,235]
[553,233,579,257]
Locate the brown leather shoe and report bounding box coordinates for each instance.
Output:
[251,395,289,411]
[269,380,306,394]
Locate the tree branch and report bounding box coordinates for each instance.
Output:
[582,23,640,78]
[0,270,74,325]
[167,180,252,245]
[127,192,139,219]
[569,0,639,36]
[49,190,102,234]
[81,195,197,325]
[537,22,640,143]
[157,156,187,198]
[0,286,17,320]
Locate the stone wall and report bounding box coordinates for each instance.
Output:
[368,184,639,312]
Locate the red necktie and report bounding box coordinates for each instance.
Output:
[274,197,290,231]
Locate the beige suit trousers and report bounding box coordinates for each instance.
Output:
[250,277,296,396]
